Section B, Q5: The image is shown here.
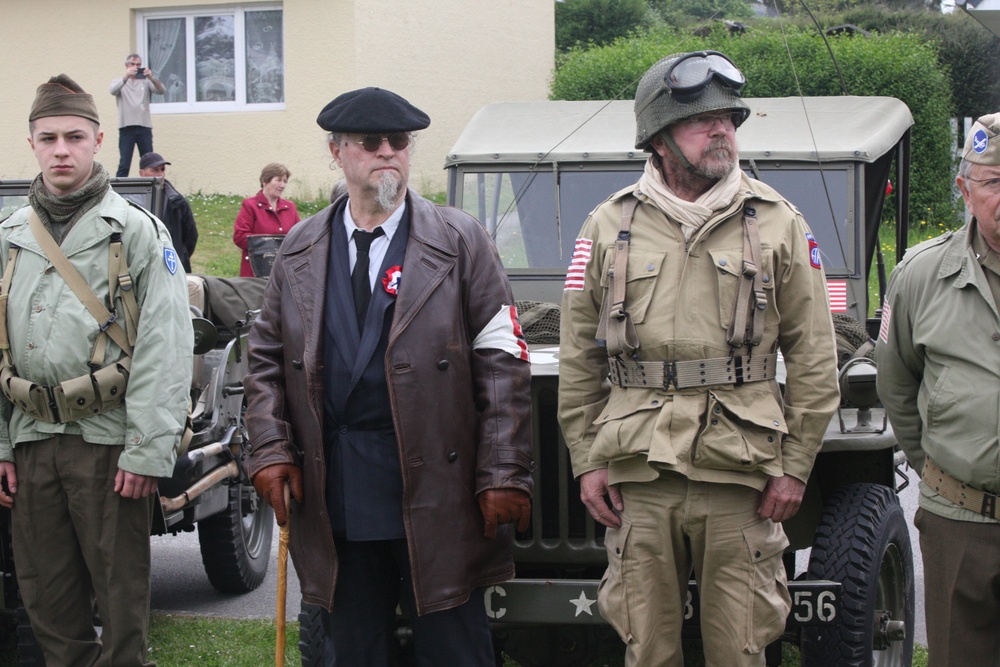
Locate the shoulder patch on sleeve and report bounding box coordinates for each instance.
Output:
[163,247,179,275]
[564,238,593,291]
[807,233,822,269]
[878,299,891,344]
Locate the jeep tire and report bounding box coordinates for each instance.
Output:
[801,483,914,667]
[197,481,274,593]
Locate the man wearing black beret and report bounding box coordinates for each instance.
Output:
[243,87,535,665]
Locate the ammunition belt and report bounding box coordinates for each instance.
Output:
[608,353,777,390]
[0,361,129,425]
[922,457,1000,521]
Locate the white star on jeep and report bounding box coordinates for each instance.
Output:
[570,590,596,617]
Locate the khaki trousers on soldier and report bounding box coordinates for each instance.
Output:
[598,473,790,667]
[11,435,155,667]
[915,507,1000,667]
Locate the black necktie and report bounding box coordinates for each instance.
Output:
[352,227,384,327]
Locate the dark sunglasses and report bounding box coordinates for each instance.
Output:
[353,133,410,152]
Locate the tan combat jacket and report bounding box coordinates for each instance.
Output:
[876,223,1000,523]
[559,172,840,489]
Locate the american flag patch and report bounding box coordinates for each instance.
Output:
[827,281,847,312]
[878,300,891,343]
[563,238,593,291]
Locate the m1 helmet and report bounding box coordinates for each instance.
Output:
[634,51,751,150]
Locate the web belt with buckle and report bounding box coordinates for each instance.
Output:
[921,457,1000,521]
[608,353,777,390]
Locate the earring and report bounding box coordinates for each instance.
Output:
[329,160,338,171]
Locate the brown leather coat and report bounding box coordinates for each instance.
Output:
[243,191,533,615]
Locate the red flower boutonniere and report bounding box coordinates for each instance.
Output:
[382,266,402,295]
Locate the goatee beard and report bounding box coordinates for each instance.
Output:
[376,172,402,212]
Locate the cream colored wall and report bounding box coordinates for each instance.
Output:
[0,0,554,200]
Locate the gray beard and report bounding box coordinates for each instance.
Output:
[375,172,402,212]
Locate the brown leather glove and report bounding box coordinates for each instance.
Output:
[477,489,531,539]
[252,463,303,527]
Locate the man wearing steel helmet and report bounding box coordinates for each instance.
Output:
[876,113,1000,666]
[242,87,533,665]
[558,52,839,665]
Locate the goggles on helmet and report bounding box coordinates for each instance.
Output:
[664,51,746,102]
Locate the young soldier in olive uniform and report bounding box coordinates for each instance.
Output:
[558,52,840,666]
[0,75,192,667]
[876,113,1000,667]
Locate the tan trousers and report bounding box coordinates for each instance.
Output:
[915,507,1000,667]
[11,435,155,667]
[598,473,790,667]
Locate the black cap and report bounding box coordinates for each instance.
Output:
[316,87,430,133]
[139,152,170,169]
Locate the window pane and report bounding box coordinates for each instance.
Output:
[245,10,284,103]
[195,15,235,102]
[148,18,187,103]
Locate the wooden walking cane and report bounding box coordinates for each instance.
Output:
[275,483,291,667]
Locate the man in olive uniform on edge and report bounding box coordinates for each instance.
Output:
[558,51,840,666]
[876,113,1000,667]
[0,75,193,666]
[243,87,533,666]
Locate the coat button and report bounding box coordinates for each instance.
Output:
[339,426,348,434]
[993,333,1000,341]
[292,359,303,369]
[447,451,458,462]
[437,360,449,370]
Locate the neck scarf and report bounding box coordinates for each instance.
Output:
[636,156,742,240]
[28,162,110,245]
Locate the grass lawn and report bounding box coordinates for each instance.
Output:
[0,198,943,666]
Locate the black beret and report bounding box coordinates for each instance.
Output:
[316,87,430,133]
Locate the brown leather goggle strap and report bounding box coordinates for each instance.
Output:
[726,204,766,350]
[598,196,640,357]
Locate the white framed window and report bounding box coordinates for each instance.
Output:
[138,4,285,113]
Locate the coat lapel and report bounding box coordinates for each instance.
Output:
[389,193,458,344]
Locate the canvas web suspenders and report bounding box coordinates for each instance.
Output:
[0,209,140,423]
[601,198,776,390]
[596,196,641,357]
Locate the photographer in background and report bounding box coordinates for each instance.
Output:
[109,53,165,177]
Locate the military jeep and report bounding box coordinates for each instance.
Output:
[0,177,273,665]
[443,96,917,667]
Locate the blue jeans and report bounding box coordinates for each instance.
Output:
[116,125,154,177]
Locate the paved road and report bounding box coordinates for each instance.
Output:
[151,524,302,622]
[152,467,927,647]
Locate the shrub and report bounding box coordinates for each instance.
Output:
[551,24,956,223]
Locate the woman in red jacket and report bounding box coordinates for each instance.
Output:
[233,163,301,276]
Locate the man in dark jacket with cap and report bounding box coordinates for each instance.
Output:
[0,75,192,667]
[139,151,198,272]
[243,87,534,665]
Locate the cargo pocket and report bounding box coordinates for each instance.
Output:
[692,390,785,473]
[741,518,791,653]
[597,516,633,643]
[600,248,666,325]
[709,246,775,331]
[589,395,667,464]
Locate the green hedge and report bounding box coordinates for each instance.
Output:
[551,25,956,224]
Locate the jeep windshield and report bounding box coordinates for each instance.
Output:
[446,98,913,317]
[0,177,164,221]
